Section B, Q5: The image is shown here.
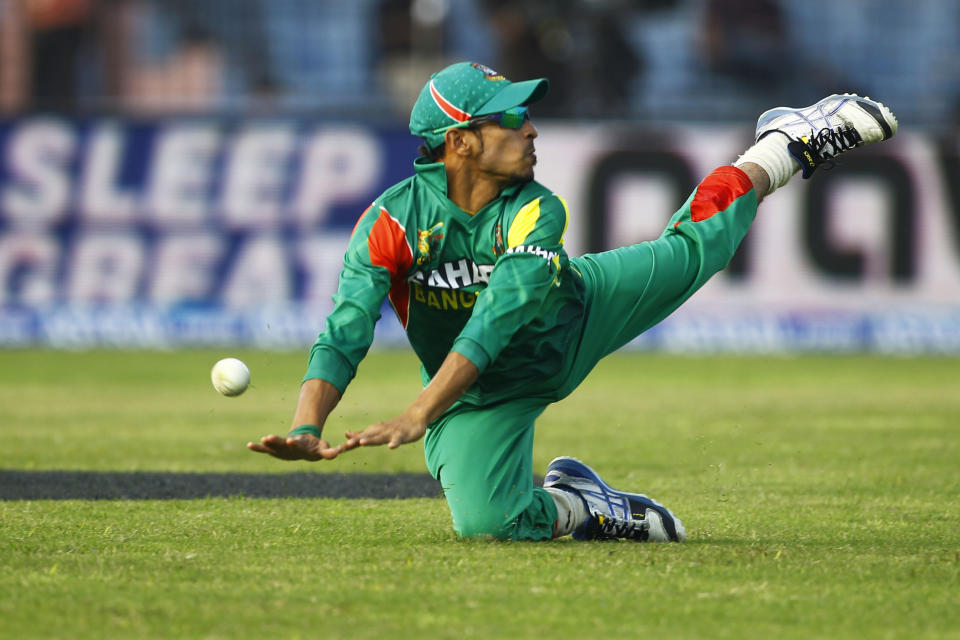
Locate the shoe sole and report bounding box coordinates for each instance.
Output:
[545,456,686,542]
[756,93,898,143]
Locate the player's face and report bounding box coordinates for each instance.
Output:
[472,116,539,184]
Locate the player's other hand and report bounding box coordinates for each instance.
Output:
[247,433,342,461]
[342,413,427,451]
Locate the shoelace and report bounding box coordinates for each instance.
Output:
[808,126,861,161]
[593,513,650,541]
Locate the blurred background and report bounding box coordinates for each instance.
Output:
[1,0,959,352]
[2,0,959,124]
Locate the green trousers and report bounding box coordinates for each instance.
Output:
[424,167,759,540]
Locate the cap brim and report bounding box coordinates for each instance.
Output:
[476,78,550,115]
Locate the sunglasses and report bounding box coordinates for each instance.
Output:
[432,106,529,135]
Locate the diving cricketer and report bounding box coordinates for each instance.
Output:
[249,62,897,542]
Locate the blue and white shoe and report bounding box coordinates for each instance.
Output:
[544,456,686,542]
[755,93,898,178]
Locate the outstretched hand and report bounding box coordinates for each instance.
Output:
[247,433,342,461]
[342,412,428,451]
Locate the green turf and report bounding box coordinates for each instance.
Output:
[1,349,959,639]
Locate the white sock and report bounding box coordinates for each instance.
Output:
[734,132,800,196]
[546,487,588,537]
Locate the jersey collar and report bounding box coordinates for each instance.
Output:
[413,157,450,195]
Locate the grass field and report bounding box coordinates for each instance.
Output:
[1,349,958,639]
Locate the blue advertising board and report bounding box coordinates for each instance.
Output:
[0,116,419,347]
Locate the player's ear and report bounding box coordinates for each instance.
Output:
[445,128,477,157]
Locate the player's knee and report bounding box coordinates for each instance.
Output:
[450,505,515,540]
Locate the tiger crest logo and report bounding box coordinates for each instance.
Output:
[471,63,506,81]
[493,222,505,256]
[416,222,445,265]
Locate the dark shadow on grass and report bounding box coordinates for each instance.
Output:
[0,470,445,500]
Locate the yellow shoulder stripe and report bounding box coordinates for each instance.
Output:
[507,196,570,249]
[557,196,569,247]
[507,198,541,248]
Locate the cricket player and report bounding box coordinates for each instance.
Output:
[249,62,897,542]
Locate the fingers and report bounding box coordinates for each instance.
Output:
[342,421,423,450]
[247,435,287,457]
[345,424,393,448]
[314,440,342,460]
[357,425,393,446]
[341,431,363,451]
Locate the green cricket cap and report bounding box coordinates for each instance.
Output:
[409,62,549,150]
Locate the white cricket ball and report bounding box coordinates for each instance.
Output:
[211,357,250,396]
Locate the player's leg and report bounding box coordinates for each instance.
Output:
[423,398,685,542]
[562,164,759,389]
[560,94,898,391]
[423,397,558,541]
[542,94,899,541]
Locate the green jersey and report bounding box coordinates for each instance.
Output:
[304,158,586,406]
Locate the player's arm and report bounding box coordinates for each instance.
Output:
[248,204,412,460]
